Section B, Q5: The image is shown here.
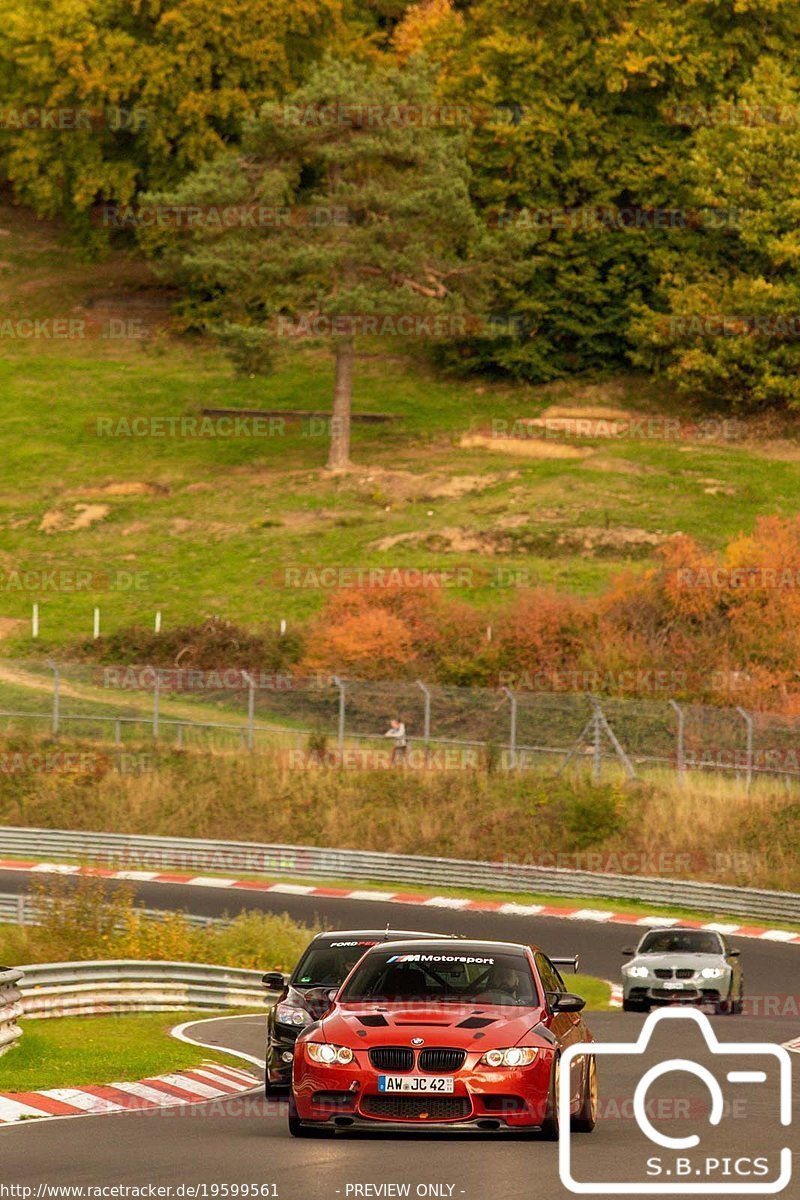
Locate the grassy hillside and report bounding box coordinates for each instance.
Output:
[1,731,797,892]
[2,203,800,657]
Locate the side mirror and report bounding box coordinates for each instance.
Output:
[547,992,586,1013]
[621,948,635,957]
[262,971,287,990]
[328,989,338,1003]
[728,949,740,958]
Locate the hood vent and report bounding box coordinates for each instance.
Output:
[393,1021,450,1027]
[357,1014,389,1027]
[457,1017,495,1029]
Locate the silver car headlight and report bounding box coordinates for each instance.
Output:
[700,967,727,979]
[306,1042,354,1066]
[276,1002,311,1027]
[623,965,650,979]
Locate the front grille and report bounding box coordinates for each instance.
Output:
[676,969,695,980]
[652,988,700,1000]
[369,1047,414,1072]
[418,1048,466,1073]
[361,1094,471,1121]
[654,969,674,979]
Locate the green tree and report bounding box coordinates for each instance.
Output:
[630,61,800,410]
[423,0,800,384]
[0,0,344,230]
[141,55,486,469]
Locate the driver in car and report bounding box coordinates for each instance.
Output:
[475,963,523,1003]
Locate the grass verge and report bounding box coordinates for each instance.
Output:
[0,1010,255,1092]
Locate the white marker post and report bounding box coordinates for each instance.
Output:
[155,610,162,633]
[93,607,100,639]
[279,619,286,636]
[32,603,39,639]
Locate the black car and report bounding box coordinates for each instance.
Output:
[262,928,454,1091]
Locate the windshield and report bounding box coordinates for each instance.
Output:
[292,940,378,988]
[338,949,537,1007]
[638,931,724,955]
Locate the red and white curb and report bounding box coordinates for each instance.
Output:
[0,1060,260,1125]
[1,858,798,946]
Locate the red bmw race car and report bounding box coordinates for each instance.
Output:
[289,938,597,1137]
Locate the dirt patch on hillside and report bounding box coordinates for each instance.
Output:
[371,519,671,558]
[347,468,519,502]
[67,481,168,498]
[0,617,22,639]
[39,504,110,533]
[460,434,591,460]
[540,405,635,421]
[582,457,659,476]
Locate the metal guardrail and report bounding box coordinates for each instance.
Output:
[0,967,23,1056]
[1,826,798,924]
[0,894,25,925]
[16,960,274,1019]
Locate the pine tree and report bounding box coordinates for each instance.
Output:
[141,55,486,469]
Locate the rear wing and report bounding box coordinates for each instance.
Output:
[551,956,580,974]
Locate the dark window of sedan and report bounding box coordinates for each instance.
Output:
[338,951,537,1006]
[292,943,377,988]
[638,931,724,955]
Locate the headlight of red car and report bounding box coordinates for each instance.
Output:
[306,1043,355,1066]
[479,1048,539,1067]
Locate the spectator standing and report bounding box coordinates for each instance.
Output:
[384,717,408,766]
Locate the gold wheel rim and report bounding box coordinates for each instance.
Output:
[588,1057,598,1120]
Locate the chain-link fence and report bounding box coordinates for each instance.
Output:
[0,659,798,787]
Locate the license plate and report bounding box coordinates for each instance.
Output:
[378,1075,455,1093]
[663,981,685,989]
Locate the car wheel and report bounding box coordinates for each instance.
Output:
[571,1056,597,1134]
[715,986,736,1015]
[623,999,649,1013]
[287,1094,331,1138]
[538,1054,561,1141]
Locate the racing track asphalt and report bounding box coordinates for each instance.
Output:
[1,866,799,998]
[1,868,798,1200]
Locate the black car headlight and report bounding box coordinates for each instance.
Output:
[276,1002,312,1028]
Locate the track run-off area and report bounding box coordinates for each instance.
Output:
[1,866,798,1200]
